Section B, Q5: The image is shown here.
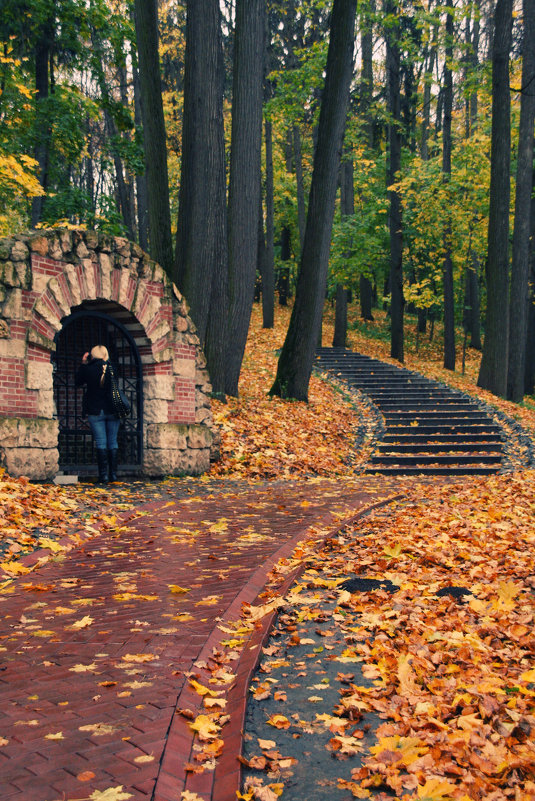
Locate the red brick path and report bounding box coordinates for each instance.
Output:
[0,478,401,801]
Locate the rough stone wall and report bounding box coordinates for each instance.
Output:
[0,229,216,480]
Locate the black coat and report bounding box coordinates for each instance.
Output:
[75,359,115,416]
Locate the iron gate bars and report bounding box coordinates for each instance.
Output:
[52,309,143,472]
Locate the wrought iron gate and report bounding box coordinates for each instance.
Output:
[53,310,143,473]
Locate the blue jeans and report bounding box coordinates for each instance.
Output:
[87,411,120,450]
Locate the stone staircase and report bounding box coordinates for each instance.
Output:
[316,347,503,476]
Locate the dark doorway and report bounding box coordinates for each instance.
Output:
[53,307,143,474]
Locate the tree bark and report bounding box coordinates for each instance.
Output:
[333,284,348,347]
[442,5,455,371]
[385,0,404,363]
[507,0,535,402]
[132,59,149,252]
[174,0,228,395]
[477,0,513,397]
[134,0,174,276]
[31,17,54,226]
[270,0,357,401]
[262,117,275,328]
[226,0,266,396]
[293,124,306,252]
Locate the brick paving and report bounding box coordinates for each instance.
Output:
[0,477,403,801]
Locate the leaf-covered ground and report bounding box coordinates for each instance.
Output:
[241,471,535,801]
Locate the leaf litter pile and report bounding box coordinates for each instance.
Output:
[240,471,535,801]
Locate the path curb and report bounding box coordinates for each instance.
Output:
[154,493,403,801]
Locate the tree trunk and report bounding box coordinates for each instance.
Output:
[442,6,455,371]
[360,275,374,321]
[465,252,482,350]
[507,0,535,402]
[525,263,535,395]
[226,0,266,396]
[31,19,53,226]
[333,284,348,347]
[174,0,228,395]
[360,0,375,150]
[293,125,306,253]
[134,0,174,276]
[262,117,275,328]
[385,0,404,363]
[477,0,513,397]
[132,59,149,251]
[421,13,438,160]
[270,0,357,401]
[278,227,291,306]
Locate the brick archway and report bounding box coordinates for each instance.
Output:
[0,229,215,480]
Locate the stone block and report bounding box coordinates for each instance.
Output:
[0,338,24,358]
[32,272,50,294]
[11,240,29,262]
[1,446,58,480]
[85,230,99,249]
[143,398,169,424]
[175,447,210,476]
[195,407,212,425]
[187,425,213,450]
[142,448,178,477]
[36,389,55,418]
[0,417,20,447]
[0,319,8,338]
[144,374,175,401]
[28,327,56,352]
[48,277,71,317]
[29,235,49,256]
[34,297,61,331]
[64,263,82,306]
[173,357,196,379]
[49,236,63,261]
[76,239,90,259]
[98,252,112,298]
[26,361,53,391]
[146,423,187,450]
[81,259,96,298]
[3,288,23,320]
[58,229,73,254]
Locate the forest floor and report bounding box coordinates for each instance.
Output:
[0,302,534,801]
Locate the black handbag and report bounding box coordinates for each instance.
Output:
[107,364,131,419]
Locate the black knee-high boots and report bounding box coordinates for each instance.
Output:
[108,448,119,482]
[96,449,108,483]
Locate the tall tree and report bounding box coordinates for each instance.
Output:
[385,0,404,363]
[261,116,275,328]
[442,5,455,371]
[225,0,266,396]
[270,0,358,401]
[134,0,173,275]
[477,0,513,396]
[31,8,54,227]
[507,0,535,402]
[175,0,227,346]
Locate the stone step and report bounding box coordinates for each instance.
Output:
[387,424,502,435]
[365,465,500,476]
[370,454,502,466]
[376,442,503,454]
[382,433,503,444]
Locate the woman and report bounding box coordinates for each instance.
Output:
[75,345,120,483]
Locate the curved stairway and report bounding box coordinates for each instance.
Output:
[316,347,504,476]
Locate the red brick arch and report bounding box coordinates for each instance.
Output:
[0,229,214,480]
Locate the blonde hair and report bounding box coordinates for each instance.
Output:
[90,345,109,361]
[90,345,109,386]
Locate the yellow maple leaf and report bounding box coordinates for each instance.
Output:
[121,653,158,663]
[416,778,457,799]
[89,787,133,801]
[44,732,64,740]
[70,616,93,630]
[189,714,220,741]
[189,679,222,698]
[37,537,65,553]
[1,560,30,576]
[267,714,291,730]
[168,585,190,594]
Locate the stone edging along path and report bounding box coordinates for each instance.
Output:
[0,477,404,801]
[164,488,404,801]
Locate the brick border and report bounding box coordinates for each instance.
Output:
[152,492,403,801]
